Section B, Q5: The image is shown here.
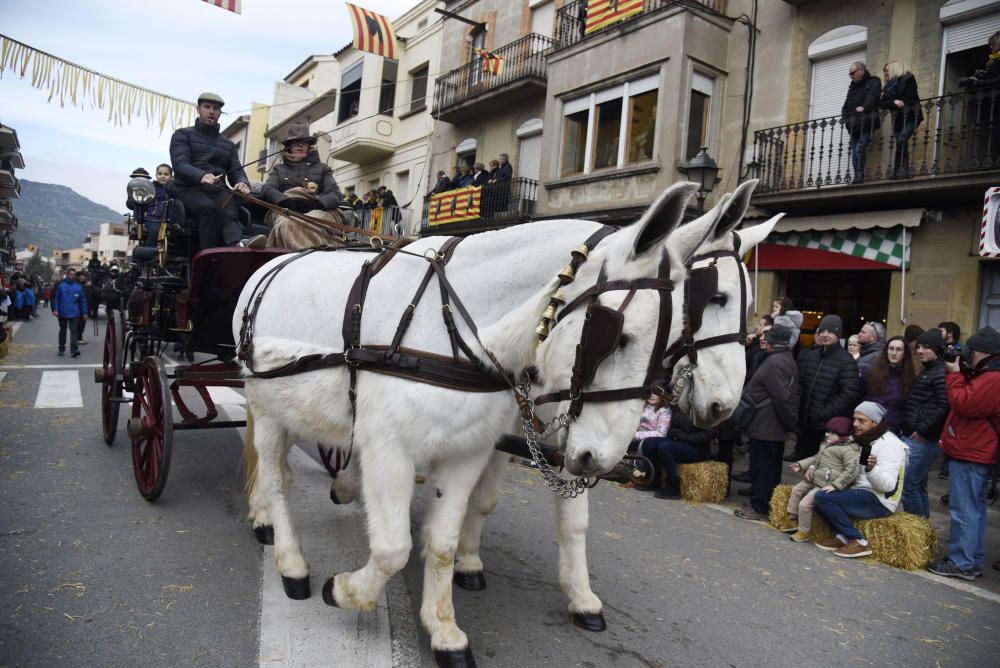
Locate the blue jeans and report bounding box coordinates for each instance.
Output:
[639,438,706,487]
[814,488,892,542]
[849,131,872,179]
[945,460,991,571]
[893,120,916,174]
[900,434,939,518]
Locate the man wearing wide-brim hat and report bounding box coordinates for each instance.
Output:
[168,92,252,249]
[259,122,345,249]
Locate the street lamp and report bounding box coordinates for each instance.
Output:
[678,146,721,214]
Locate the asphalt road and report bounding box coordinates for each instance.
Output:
[1,311,999,668]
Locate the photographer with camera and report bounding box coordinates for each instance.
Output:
[957,32,1000,167]
[927,326,1000,580]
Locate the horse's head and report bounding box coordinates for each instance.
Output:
[533,181,721,477]
[667,179,782,427]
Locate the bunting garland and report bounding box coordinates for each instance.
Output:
[0,34,195,132]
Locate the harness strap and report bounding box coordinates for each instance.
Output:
[558,278,675,322]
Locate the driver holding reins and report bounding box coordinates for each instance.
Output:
[169,92,254,250]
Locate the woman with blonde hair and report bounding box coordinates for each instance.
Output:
[880,60,923,179]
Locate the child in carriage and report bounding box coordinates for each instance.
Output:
[781,417,861,542]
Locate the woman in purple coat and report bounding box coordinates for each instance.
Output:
[860,335,922,435]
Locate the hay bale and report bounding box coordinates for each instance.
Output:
[678,461,728,504]
[767,484,937,570]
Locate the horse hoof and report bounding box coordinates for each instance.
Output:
[453,571,487,591]
[571,611,607,632]
[281,576,311,600]
[433,646,476,668]
[253,525,274,545]
[321,577,339,607]
[330,486,341,505]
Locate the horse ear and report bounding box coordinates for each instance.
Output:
[737,213,783,251]
[629,182,699,258]
[668,193,732,266]
[714,179,757,239]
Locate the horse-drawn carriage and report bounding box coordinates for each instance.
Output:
[95,175,395,500]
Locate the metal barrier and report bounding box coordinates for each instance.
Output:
[750,86,1000,193]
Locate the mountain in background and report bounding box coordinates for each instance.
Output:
[11,180,124,255]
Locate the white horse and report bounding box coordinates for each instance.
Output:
[236,182,744,666]
[325,180,782,636]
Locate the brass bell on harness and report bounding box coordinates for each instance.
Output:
[571,244,589,262]
[542,303,558,321]
[558,264,576,284]
[535,319,550,338]
[550,288,566,305]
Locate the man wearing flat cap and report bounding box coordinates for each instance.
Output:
[169,92,252,249]
[928,326,1000,580]
[812,400,907,558]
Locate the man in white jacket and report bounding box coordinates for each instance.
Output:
[812,401,908,558]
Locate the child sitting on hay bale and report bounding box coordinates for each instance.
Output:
[779,417,861,542]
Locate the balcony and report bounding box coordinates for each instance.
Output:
[329,113,395,163]
[749,87,1000,214]
[420,178,539,235]
[0,208,15,231]
[0,169,19,199]
[432,34,557,123]
[555,0,728,48]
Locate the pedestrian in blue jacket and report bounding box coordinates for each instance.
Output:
[23,285,35,320]
[51,268,87,357]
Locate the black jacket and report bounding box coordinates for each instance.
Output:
[797,343,862,432]
[842,71,882,134]
[471,170,490,187]
[879,73,924,132]
[901,359,949,441]
[743,349,800,441]
[667,411,714,456]
[169,119,249,190]
[432,176,451,194]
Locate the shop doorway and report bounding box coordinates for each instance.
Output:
[779,270,891,342]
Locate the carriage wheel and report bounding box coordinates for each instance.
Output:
[129,357,173,501]
[100,311,123,445]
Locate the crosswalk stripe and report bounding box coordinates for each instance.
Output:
[0,371,6,385]
[34,370,83,408]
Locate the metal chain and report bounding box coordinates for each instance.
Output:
[517,375,595,498]
[670,364,695,407]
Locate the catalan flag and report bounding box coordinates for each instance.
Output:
[201,0,242,14]
[477,49,505,77]
[428,187,482,226]
[346,2,398,60]
[584,0,643,35]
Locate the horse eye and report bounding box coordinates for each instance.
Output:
[710,293,727,306]
[618,333,632,349]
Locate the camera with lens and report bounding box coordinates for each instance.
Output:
[943,345,960,363]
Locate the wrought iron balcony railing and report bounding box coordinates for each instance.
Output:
[750,86,1000,194]
[420,177,539,231]
[433,34,557,113]
[555,0,728,48]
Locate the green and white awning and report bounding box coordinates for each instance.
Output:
[768,226,910,269]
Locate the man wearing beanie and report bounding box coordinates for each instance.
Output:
[900,328,950,518]
[813,401,908,558]
[734,324,801,521]
[928,326,1000,580]
[786,314,861,462]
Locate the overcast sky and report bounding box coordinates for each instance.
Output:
[1,0,419,212]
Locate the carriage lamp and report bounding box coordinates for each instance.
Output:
[678,147,721,215]
[127,177,155,206]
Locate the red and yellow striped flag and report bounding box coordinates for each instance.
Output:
[346,2,398,60]
[201,0,242,14]
[584,0,643,35]
[477,49,505,77]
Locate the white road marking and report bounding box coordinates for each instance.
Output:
[0,371,6,385]
[9,322,22,337]
[34,370,83,408]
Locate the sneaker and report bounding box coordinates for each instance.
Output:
[57,350,64,357]
[928,560,976,581]
[778,519,798,533]
[239,235,267,249]
[790,530,811,543]
[814,537,843,551]
[71,351,81,358]
[734,507,768,522]
[834,540,872,558]
[973,565,984,578]
[78,339,89,345]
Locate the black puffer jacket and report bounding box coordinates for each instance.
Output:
[900,359,949,441]
[743,349,800,441]
[667,411,714,457]
[261,149,342,210]
[842,70,882,134]
[169,119,249,190]
[797,344,861,432]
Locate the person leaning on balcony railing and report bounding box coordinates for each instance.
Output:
[959,30,1000,166]
[432,171,451,194]
[842,62,882,184]
[880,61,923,180]
[260,123,346,250]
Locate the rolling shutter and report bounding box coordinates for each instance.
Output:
[518,134,542,182]
[943,12,1000,53]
